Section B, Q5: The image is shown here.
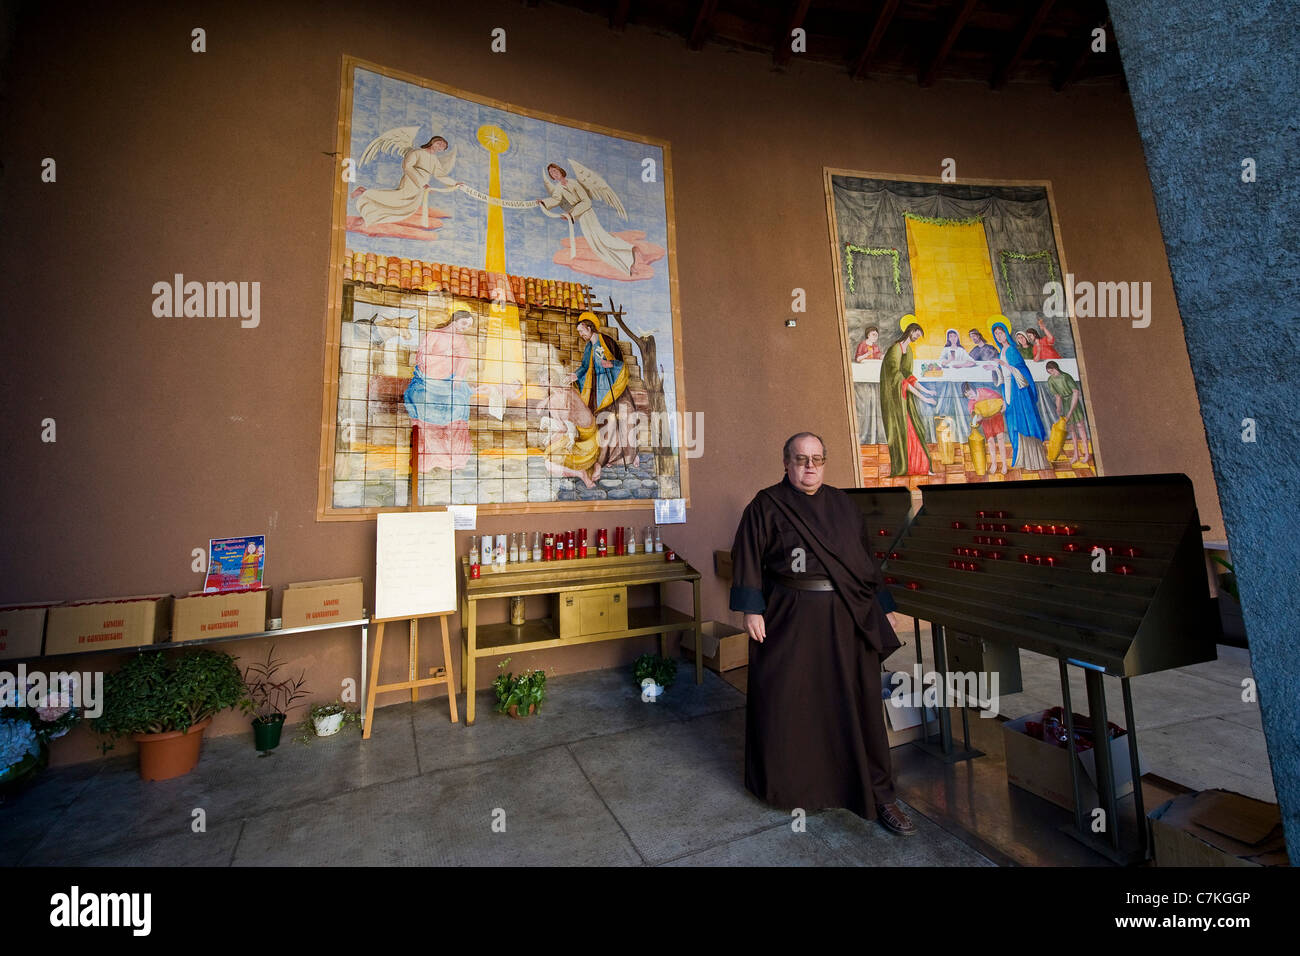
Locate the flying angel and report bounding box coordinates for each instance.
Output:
[352,126,460,227]
[537,159,636,277]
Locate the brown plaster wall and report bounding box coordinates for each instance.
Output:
[0,0,1221,764]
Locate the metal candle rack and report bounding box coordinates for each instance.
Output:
[873,474,1218,864]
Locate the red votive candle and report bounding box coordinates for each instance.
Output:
[952,521,966,530]
[907,581,922,590]
[1063,542,1080,552]
[988,551,1004,560]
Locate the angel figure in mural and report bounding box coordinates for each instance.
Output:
[537,161,636,277]
[351,129,461,226]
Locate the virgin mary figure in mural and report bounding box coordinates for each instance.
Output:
[404,310,477,472]
[538,161,636,277]
[879,320,937,477]
[991,319,1049,470]
[567,314,640,470]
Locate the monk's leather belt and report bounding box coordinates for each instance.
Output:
[772,572,835,591]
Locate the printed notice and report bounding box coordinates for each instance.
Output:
[374,511,456,620]
[446,505,477,530]
[654,498,686,525]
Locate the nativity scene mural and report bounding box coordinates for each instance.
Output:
[825,173,1100,490]
[321,59,685,514]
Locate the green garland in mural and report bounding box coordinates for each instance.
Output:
[844,245,901,295]
[999,250,1057,302]
[902,212,984,226]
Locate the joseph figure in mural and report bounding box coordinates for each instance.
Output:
[879,320,937,477]
[568,313,640,470]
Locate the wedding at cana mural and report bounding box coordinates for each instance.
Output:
[319,58,686,516]
[825,172,1101,489]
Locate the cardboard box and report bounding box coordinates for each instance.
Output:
[281,577,364,629]
[0,604,54,660]
[680,620,747,672]
[1002,712,1145,812]
[1149,789,1289,867]
[44,595,173,656]
[172,588,269,642]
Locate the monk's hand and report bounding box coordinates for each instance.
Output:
[743,613,766,643]
[887,611,901,631]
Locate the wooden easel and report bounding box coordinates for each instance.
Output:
[362,425,460,738]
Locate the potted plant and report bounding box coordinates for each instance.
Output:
[632,653,677,700]
[242,645,309,753]
[92,650,250,781]
[308,700,357,737]
[2,671,84,795]
[492,658,547,718]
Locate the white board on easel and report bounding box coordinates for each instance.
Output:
[374,511,456,620]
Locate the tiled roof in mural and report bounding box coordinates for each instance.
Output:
[342,249,589,309]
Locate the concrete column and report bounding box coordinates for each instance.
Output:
[1109,1,1298,848]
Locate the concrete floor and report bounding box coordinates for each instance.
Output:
[0,667,994,867]
[878,631,1275,803]
[2,639,1269,867]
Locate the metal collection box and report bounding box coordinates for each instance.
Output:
[552,586,627,638]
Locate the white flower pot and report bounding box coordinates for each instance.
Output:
[313,712,345,737]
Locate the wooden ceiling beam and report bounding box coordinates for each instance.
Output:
[773,0,813,68]
[919,0,980,87]
[610,0,631,32]
[1052,14,1109,91]
[850,0,901,79]
[991,0,1055,89]
[688,0,720,50]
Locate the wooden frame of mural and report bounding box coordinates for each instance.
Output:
[317,56,689,520]
[823,169,1104,492]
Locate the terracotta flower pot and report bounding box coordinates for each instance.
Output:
[132,717,212,781]
[506,703,536,719]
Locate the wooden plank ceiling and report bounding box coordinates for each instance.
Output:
[531,0,1124,90]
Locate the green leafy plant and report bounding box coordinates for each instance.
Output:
[1211,555,1239,602]
[93,650,250,740]
[242,645,309,724]
[492,658,547,716]
[632,653,677,691]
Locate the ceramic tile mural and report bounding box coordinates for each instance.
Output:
[320,59,686,516]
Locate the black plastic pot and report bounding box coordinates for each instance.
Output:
[252,714,286,751]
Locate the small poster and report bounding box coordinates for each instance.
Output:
[654,498,686,525]
[204,535,266,593]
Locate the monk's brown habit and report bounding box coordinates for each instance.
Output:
[729,476,901,820]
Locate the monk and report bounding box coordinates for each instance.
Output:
[729,432,917,836]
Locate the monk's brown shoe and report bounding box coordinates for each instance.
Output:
[876,802,917,837]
